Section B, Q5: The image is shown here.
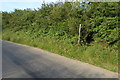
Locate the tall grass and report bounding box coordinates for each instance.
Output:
[2,29,118,72]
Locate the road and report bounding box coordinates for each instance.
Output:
[2,41,118,78]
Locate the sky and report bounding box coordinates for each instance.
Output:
[0,0,119,12]
[0,0,58,12]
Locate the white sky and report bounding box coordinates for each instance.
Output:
[0,0,59,12]
[1,0,119,12]
[0,0,58,2]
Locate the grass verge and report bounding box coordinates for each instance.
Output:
[2,29,118,72]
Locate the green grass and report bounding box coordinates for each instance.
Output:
[2,29,118,72]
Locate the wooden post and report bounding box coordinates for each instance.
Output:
[78,24,81,45]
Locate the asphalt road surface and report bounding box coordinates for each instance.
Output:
[2,40,118,78]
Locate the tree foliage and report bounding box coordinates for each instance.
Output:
[2,2,119,48]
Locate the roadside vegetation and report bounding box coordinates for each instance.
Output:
[2,2,119,72]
